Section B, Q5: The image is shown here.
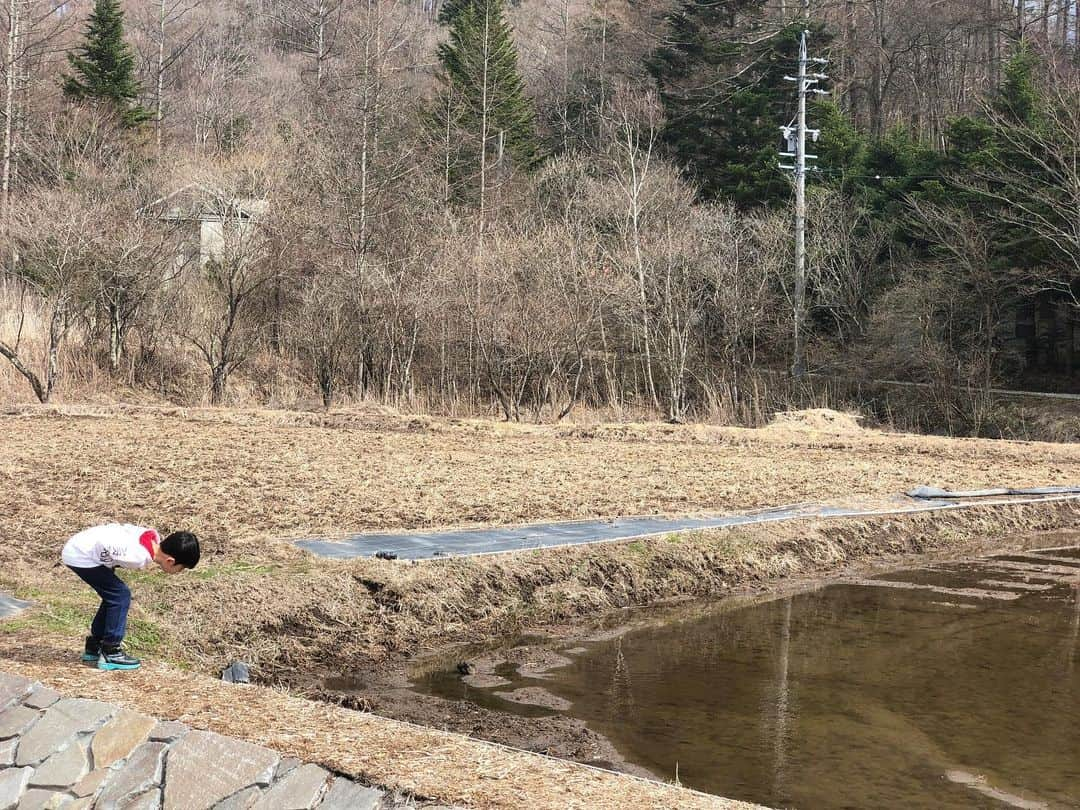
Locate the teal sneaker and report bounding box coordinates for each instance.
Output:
[98,646,141,671]
[81,636,100,664]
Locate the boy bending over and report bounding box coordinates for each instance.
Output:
[62,524,200,670]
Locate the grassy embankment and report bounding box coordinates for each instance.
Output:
[1,404,1078,677]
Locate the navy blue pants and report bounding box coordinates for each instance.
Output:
[67,565,130,645]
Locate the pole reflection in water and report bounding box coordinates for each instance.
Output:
[770,596,792,801]
[413,546,1080,809]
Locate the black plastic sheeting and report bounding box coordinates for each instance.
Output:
[0,593,30,619]
[295,487,1080,561]
[908,485,1080,499]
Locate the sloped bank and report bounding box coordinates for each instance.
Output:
[131,498,1080,772]
[3,507,1077,808]
[281,498,1080,763]
[264,499,1080,672]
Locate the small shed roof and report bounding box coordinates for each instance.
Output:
[147,183,268,222]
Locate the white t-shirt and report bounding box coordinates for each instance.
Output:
[61,524,159,570]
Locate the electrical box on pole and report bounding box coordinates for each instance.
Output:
[779,30,828,381]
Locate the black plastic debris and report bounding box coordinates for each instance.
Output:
[221,661,251,684]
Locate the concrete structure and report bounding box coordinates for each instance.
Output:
[147,185,268,269]
[0,673,429,810]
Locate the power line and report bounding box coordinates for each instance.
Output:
[811,168,956,180]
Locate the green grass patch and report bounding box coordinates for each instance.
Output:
[5,601,89,636]
[189,561,286,580]
[125,617,164,656]
[4,592,166,657]
[123,560,291,588]
[125,561,291,587]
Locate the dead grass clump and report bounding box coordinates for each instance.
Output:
[766,407,866,435]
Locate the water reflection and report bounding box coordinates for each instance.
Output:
[417,546,1080,809]
[769,597,792,802]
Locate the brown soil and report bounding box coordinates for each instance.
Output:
[4,403,1079,562]
[2,405,1080,806]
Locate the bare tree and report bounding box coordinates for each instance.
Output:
[907,196,1009,388]
[0,189,98,402]
[183,11,255,158]
[602,83,664,411]
[292,269,352,408]
[264,0,345,92]
[94,195,182,374]
[183,162,277,404]
[130,0,202,149]
[804,187,889,342]
[2,0,71,218]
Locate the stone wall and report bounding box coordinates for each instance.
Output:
[0,673,441,810]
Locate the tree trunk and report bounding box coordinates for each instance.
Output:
[626,136,660,412]
[210,363,227,404]
[2,0,21,218]
[0,339,47,402]
[156,0,165,149]
[317,354,334,409]
[1075,0,1079,55]
[108,306,124,372]
[44,303,65,402]
[870,4,885,136]
[316,2,326,89]
[843,0,856,111]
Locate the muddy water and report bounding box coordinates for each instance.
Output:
[415,547,1080,809]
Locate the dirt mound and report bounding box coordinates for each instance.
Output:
[766,407,865,434]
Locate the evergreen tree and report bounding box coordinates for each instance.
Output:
[437,0,469,26]
[944,44,1062,274]
[809,100,867,193]
[62,0,149,128]
[648,3,822,208]
[432,0,540,199]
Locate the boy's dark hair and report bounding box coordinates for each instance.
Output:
[161,531,200,569]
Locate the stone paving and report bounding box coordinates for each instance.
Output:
[0,672,444,810]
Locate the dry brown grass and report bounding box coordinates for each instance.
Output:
[2,403,1078,671]
[3,404,1079,564]
[1,405,1078,807]
[0,505,1075,808]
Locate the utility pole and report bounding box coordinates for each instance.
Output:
[779,30,828,380]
